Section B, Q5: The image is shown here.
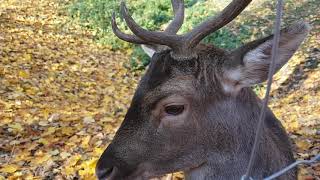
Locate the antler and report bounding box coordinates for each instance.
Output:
[111,0,184,45]
[165,0,185,34]
[111,12,147,44]
[112,0,252,59]
[182,0,252,49]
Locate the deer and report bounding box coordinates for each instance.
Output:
[96,0,310,179]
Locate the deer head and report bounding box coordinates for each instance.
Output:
[96,0,310,179]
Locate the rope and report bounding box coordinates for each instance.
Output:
[242,0,284,179]
[240,153,320,180]
[264,154,320,180]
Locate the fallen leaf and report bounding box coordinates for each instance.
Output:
[0,164,19,173]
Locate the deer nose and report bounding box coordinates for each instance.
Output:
[96,165,119,180]
[96,145,122,180]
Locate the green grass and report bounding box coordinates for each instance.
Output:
[68,0,257,68]
[67,0,315,69]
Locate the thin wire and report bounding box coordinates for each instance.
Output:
[242,0,284,179]
[264,154,320,180]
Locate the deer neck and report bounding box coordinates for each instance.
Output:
[183,152,251,180]
[184,88,294,180]
[184,89,262,179]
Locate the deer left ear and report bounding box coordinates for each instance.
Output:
[222,21,310,93]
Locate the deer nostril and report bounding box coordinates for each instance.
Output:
[96,166,118,180]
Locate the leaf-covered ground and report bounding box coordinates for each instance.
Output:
[0,0,319,179]
[0,0,140,179]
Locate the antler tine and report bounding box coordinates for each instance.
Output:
[120,1,182,48]
[184,0,252,49]
[165,0,185,34]
[111,12,148,44]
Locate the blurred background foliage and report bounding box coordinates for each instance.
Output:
[68,0,318,69]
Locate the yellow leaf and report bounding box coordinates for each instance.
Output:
[61,127,74,135]
[64,166,74,176]
[8,123,23,132]
[0,175,5,180]
[66,155,81,167]
[23,53,32,62]
[24,174,34,180]
[14,151,31,162]
[31,154,51,165]
[78,158,98,177]
[18,70,30,78]
[50,149,60,156]
[13,171,23,176]
[37,138,49,145]
[81,135,91,148]
[41,109,50,120]
[0,118,12,126]
[42,127,56,136]
[0,164,19,173]
[93,147,104,156]
[60,152,71,159]
[295,139,312,150]
[25,87,37,95]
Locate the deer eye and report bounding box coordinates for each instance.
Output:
[164,105,184,115]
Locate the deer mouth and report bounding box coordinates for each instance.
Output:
[124,167,164,180]
[96,165,121,180]
[120,162,183,180]
[96,165,160,180]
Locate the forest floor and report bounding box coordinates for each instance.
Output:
[0,0,319,179]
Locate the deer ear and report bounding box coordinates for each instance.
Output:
[141,45,156,57]
[222,22,310,93]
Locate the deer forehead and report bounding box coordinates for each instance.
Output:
[161,75,195,91]
[143,75,196,103]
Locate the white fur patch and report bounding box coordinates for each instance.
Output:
[243,42,270,64]
[222,83,235,93]
[141,45,156,57]
[225,68,242,81]
[221,68,242,94]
